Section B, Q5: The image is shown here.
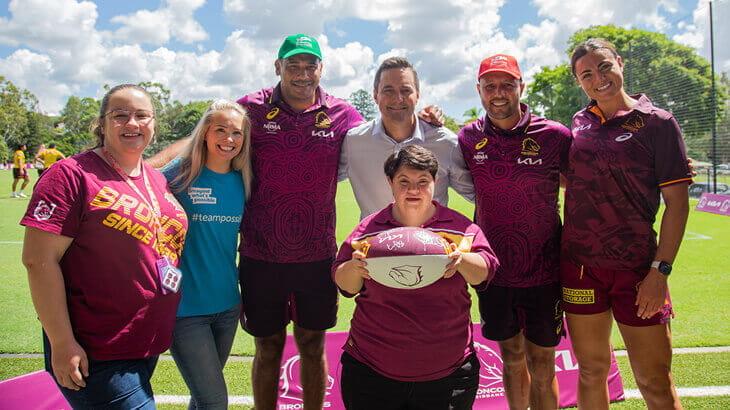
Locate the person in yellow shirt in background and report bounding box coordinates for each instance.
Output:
[35,142,66,177]
[11,143,30,198]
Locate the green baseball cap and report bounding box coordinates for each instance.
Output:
[278,34,322,60]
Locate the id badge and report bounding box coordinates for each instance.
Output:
[156,257,182,294]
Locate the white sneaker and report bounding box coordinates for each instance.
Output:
[18,192,28,198]
[11,192,18,198]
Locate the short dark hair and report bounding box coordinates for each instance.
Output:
[374,57,419,92]
[48,142,56,148]
[384,145,438,180]
[570,38,619,77]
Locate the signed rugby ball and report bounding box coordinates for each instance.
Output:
[362,227,452,290]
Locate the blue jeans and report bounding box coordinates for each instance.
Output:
[170,304,240,409]
[43,332,157,409]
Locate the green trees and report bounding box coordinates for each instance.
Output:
[525,25,728,161]
[348,89,378,121]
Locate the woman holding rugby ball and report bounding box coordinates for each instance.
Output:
[333,145,499,409]
[561,38,691,409]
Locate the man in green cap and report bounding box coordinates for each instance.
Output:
[149,34,442,409]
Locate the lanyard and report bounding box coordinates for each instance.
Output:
[101,147,166,256]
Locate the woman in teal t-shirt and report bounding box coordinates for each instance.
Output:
[162,100,252,409]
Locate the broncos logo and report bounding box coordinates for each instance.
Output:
[279,355,335,402]
[315,112,332,128]
[389,265,424,287]
[621,114,645,132]
[520,138,540,156]
[474,342,504,388]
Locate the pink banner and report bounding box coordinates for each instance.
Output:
[278,323,624,409]
[0,370,71,410]
[695,193,730,216]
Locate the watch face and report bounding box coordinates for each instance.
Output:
[658,262,672,275]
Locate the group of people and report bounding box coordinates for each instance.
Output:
[10,142,66,198]
[19,33,690,410]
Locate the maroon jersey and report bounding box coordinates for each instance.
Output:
[459,103,571,287]
[237,86,364,263]
[562,94,692,270]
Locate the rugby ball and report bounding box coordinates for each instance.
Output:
[362,227,452,290]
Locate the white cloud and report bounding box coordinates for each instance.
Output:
[673,0,730,73]
[0,0,725,118]
[111,0,208,45]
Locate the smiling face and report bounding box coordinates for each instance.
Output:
[204,109,245,173]
[101,88,155,158]
[388,165,435,213]
[477,71,524,130]
[374,67,420,124]
[574,48,625,104]
[275,53,322,111]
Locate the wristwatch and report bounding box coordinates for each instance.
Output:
[651,260,672,276]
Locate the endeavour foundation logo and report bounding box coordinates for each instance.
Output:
[33,200,57,221]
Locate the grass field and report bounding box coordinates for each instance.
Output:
[1,170,729,408]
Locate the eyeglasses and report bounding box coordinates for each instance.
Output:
[104,109,155,125]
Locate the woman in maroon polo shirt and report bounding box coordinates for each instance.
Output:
[561,38,691,409]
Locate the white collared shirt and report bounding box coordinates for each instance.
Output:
[339,115,475,220]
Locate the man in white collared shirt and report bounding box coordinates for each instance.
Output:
[339,57,474,220]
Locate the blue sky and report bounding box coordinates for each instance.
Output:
[0,0,727,118]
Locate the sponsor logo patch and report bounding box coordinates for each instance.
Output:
[474,151,487,164]
[264,121,281,134]
[562,287,595,304]
[475,137,488,150]
[266,108,280,120]
[615,132,633,142]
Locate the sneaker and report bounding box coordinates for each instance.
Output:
[10,192,18,198]
[18,192,28,198]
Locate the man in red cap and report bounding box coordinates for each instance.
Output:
[458,54,572,409]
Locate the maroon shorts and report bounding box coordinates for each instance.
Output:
[560,261,673,326]
[478,282,564,347]
[238,257,338,337]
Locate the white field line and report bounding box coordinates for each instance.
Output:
[2,346,728,361]
[155,385,730,405]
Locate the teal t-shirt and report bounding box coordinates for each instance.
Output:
[163,158,245,316]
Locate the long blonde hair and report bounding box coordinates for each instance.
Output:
[169,99,252,199]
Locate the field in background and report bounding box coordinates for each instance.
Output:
[1,170,728,408]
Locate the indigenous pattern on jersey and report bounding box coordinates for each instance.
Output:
[334,202,499,381]
[562,94,692,270]
[459,103,571,287]
[238,86,363,263]
[21,151,188,360]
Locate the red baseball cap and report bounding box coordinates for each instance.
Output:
[478,54,522,80]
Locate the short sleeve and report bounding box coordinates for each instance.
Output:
[20,162,84,238]
[652,115,692,187]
